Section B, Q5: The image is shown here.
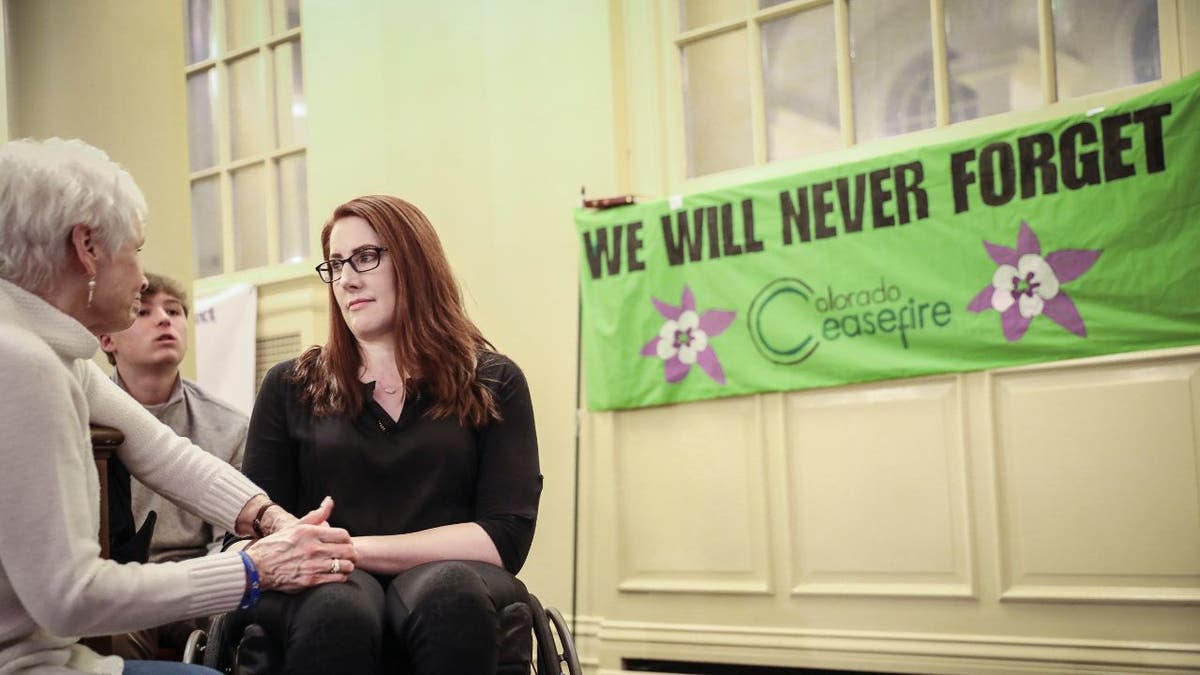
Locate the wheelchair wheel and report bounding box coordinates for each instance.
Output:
[528,594,581,675]
[545,606,582,675]
[202,612,238,672]
[181,628,206,665]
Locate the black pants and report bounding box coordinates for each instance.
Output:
[243,560,529,675]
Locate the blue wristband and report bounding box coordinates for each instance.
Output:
[238,551,261,609]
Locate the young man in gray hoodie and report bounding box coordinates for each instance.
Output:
[100,272,249,660]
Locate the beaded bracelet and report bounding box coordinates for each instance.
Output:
[238,551,261,609]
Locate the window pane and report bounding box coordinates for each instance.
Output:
[945,0,1040,122]
[1054,0,1159,99]
[272,0,301,33]
[679,0,742,31]
[229,53,268,160]
[277,153,309,263]
[762,5,840,161]
[682,31,753,176]
[186,69,217,171]
[274,40,307,147]
[226,0,268,51]
[184,0,213,64]
[231,164,268,270]
[850,0,934,141]
[759,0,791,8]
[190,177,223,277]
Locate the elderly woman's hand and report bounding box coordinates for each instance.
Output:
[244,493,335,537]
[245,497,357,592]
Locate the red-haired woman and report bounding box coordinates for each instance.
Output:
[238,196,542,674]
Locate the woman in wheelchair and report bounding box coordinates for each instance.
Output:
[231,195,542,675]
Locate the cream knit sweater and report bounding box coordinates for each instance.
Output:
[0,279,261,674]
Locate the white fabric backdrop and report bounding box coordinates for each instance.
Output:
[194,284,257,417]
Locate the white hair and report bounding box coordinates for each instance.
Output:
[0,137,147,293]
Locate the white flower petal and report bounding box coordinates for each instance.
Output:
[1018,292,1044,318]
[690,329,708,353]
[677,310,700,331]
[659,320,678,342]
[678,344,698,365]
[991,287,1015,312]
[656,337,677,360]
[1018,253,1059,299]
[991,264,1019,291]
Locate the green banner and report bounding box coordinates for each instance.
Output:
[575,73,1200,411]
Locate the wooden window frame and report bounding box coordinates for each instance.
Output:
[665,0,1185,183]
[184,0,307,279]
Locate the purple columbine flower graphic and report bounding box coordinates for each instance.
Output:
[639,285,736,385]
[967,221,1101,342]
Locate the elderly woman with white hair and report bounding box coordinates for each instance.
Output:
[0,138,357,675]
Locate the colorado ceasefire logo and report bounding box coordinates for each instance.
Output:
[747,278,821,365]
[640,285,736,385]
[966,221,1101,341]
[747,276,954,365]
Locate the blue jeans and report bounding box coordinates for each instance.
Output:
[123,661,220,675]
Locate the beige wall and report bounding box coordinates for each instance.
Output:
[5,0,196,377]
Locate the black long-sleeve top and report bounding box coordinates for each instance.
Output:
[243,352,542,574]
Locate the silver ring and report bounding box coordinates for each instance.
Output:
[330,558,341,574]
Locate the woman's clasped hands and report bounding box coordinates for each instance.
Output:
[245,496,358,593]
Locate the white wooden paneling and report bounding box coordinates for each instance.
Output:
[611,396,772,594]
[992,357,1200,603]
[784,377,974,597]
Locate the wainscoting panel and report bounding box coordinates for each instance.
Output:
[991,357,1200,603]
[592,620,1200,674]
[611,396,772,594]
[783,378,974,598]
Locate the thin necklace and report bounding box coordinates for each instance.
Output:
[361,366,402,395]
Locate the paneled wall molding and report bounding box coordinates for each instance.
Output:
[609,396,774,595]
[784,377,976,597]
[1000,584,1200,605]
[568,614,602,673]
[986,344,1200,374]
[617,578,771,595]
[988,354,1200,608]
[593,619,1200,674]
[790,580,974,599]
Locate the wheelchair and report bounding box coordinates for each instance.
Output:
[181,591,581,675]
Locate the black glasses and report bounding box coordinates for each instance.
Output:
[315,247,388,283]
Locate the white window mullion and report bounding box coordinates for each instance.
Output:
[748,15,767,166]
[1036,0,1058,105]
[218,170,235,276]
[833,0,855,147]
[1156,0,1183,81]
[263,43,280,265]
[929,0,950,128]
[211,0,236,275]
